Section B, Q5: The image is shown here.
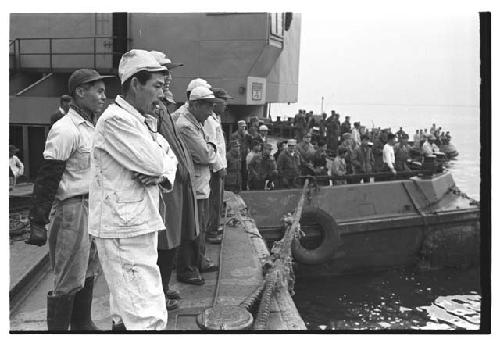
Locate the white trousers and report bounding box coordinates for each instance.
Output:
[95,232,168,330]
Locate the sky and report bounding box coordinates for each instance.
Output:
[297,11,480,108]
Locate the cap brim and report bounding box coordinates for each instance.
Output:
[82,74,115,84]
[165,62,184,70]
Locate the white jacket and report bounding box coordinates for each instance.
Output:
[89,96,177,238]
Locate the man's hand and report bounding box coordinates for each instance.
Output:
[25,222,47,246]
[391,168,397,175]
[133,172,162,186]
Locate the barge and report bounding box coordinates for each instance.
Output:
[239,170,480,278]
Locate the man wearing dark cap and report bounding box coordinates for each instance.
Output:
[204,88,232,244]
[25,69,112,331]
[326,111,340,152]
[176,86,219,281]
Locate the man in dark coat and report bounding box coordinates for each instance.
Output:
[229,120,250,190]
[277,139,303,188]
[340,115,352,135]
[150,51,202,306]
[351,134,375,183]
[326,111,340,153]
[248,143,278,190]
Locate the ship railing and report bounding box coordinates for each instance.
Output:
[9,36,127,72]
[294,169,436,187]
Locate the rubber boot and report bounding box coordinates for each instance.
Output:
[112,321,127,332]
[70,277,100,331]
[47,291,75,331]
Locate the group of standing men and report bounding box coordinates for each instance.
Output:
[26,49,233,331]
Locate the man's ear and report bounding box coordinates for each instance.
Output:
[75,86,85,99]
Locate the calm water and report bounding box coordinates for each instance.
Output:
[271,104,482,331]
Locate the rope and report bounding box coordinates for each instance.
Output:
[253,179,310,330]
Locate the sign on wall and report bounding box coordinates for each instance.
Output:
[246,76,266,105]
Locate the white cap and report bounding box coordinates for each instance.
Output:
[288,139,297,146]
[189,86,217,101]
[119,49,167,84]
[259,125,269,131]
[238,120,247,125]
[149,50,184,70]
[187,78,210,92]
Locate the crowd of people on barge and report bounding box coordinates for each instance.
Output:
[224,109,454,190]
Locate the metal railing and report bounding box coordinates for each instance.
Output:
[9,36,127,72]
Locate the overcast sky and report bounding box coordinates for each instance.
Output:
[296,11,480,108]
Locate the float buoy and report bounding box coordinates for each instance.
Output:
[291,207,340,265]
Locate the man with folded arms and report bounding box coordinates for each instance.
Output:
[176,86,219,278]
[25,69,112,331]
[88,49,178,330]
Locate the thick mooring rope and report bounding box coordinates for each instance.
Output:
[253,179,309,330]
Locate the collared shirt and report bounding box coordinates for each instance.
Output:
[422,141,433,157]
[382,143,395,170]
[43,107,95,200]
[176,110,217,199]
[203,113,227,172]
[88,95,178,239]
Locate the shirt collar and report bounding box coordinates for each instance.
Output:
[184,109,203,130]
[67,106,94,127]
[115,95,146,123]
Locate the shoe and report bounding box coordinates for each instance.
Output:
[111,321,127,332]
[166,298,179,311]
[200,262,219,273]
[70,277,100,331]
[177,275,205,285]
[165,289,181,300]
[47,291,75,331]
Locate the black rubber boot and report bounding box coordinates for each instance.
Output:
[111,321,127,332]
[47,291,75,331]
[70,277,100,331]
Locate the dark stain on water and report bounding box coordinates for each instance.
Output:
[292,267,480,331]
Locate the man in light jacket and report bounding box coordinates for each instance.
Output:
[176,86,219,276]
[89,49,178,331]
[204,88,232,244]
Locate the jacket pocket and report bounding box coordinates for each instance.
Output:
[113,188,148,226]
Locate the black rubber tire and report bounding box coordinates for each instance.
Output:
[292,207,340,265]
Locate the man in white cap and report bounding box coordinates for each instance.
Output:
[204,88,232,244]
[176,86,219,279]
[258,124,269,144]
[277,138,303,188]
[25,68,112,331]
[88,49,178,330]
[171,78,211,122]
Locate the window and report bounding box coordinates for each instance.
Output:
[270,13,284,38]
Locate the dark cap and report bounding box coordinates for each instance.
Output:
[211,87,233,100]
[68,69,114,95]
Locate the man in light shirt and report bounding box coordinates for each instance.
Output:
[204,87,232,244]
[382,133,397,176]
[89,49,178,331]
[176,86,219,278]
[25,69,112,331]
[171,78,210,122]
